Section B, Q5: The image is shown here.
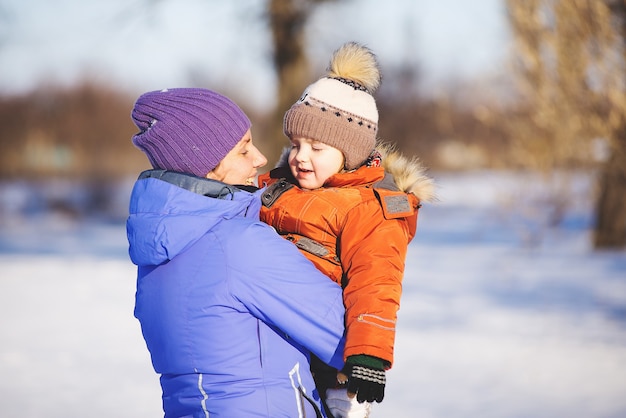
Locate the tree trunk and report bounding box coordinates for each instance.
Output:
[593,0,626,249]
[266,0,312,165]
[594,126,626,248]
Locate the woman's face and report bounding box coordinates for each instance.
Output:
[288,136,345,190]
[207,129,267,186]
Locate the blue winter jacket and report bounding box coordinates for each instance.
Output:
[127,170,346,417]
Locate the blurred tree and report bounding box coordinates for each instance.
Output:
[0,83,140,180]
[506,0,626,249]
[264,0,337,166]
[130,0,337,166]
[595,0,626,249]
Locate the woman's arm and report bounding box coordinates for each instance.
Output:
[229,221,346,369]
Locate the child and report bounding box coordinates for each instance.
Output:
[258,42,435,417]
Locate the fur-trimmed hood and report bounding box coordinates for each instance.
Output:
[376,143,436,203]
[272,143,436,203]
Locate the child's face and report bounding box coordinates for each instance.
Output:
[288,136,344,190]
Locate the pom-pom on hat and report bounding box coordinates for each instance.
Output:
[283,42,382,170]
[131,88,251,177]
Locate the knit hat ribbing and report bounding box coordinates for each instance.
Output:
[131,88,251,177]
[283,42,381,170]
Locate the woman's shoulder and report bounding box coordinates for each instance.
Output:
[216,217,275,242]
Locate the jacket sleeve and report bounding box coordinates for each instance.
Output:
[339,193,417,367]
[228,221,346,369]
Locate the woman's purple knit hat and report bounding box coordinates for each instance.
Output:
[131,88,251,177]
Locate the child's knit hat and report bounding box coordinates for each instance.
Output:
[131,88,251,177]
[283,42,382,170]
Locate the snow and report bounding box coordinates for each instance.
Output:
[1,171,625,417]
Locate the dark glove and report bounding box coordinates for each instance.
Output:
[339,355,386,403]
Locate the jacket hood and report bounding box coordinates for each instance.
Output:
[273,143,436,203]
[126,170,262,266]
[377,143,436,203]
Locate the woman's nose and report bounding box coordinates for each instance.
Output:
[254,148,268,168]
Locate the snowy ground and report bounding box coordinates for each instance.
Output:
[1,171,625,418]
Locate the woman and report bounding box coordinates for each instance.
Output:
[126,88,345,417]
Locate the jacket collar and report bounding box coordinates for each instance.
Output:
[266,165,385,189]
[139,169,258,199]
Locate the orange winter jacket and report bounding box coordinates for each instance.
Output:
[258,147,435,367]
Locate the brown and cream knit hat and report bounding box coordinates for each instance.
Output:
[283,42,382,170]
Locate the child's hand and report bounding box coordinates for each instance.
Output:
[339,355,386,403]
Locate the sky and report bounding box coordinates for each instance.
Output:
[1,170,626,417]
[0,0,510,109]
